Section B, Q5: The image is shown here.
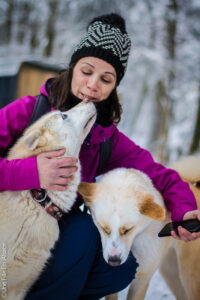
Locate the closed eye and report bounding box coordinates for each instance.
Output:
[119,226,134,236]
[82,70,91,75]
[101,77,111,84]
[102,226,111,235]
[96,221,111,235]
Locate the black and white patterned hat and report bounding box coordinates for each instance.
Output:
[70,13,131,85]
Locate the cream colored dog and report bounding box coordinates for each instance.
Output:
[0,101,96,300]
[160,156,200,300]
[79,157,200,300]
[79,168,170,300]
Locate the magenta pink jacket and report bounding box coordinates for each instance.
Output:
[0,82,197,221]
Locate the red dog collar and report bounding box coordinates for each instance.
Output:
[30,189,65,221]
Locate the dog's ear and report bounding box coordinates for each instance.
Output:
[139,194,165,221]
[23,129,47,150]
[78,182,96,207]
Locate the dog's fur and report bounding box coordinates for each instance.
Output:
[160,156,200,300]
[0,101,96,300]
[79,168,170,300]
[79,156,200,300]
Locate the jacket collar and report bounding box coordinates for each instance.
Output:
[88,122,116,144]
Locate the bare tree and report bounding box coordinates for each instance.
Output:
[16,1,31,44]
[153,0,178,162]
[43,0,59,57]
[2,0,15,44]
[190,82,200,154]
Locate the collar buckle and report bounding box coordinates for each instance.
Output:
[30,189,65,221]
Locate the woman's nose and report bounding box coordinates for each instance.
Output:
[87,76,99,91]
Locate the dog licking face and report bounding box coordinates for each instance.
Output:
[8,101,97,160]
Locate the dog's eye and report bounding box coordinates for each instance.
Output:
[99,224,111,235]
[119,226,134,235]
[61,113,68,120]
[96,220,111,235]
[102,227,111,235]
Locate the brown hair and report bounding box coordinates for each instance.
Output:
[48,64,122,124]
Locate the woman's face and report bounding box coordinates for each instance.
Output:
[71,57,116,102]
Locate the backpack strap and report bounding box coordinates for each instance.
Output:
[83,136,113,212]
[2,94,51,158]
[95,136,113,177]
[26,94,51,128]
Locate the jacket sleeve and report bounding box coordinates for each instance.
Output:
[103,128,197,222]
[0,96,40,191]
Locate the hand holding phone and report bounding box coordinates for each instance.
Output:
[158,219,200,237]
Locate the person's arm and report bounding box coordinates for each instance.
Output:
[103,129,200,242]
[0,96,41,191]
[103,128,197,222]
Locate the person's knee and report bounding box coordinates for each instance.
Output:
[30,212,101,290]
[60,212,100,255]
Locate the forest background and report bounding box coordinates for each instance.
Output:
[1,0,200,164]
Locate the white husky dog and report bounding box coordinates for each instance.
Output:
[0,101,96,300]
[79,168,169,300]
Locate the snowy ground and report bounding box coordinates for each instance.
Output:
[102,270,176,300]
[144,270,175,300]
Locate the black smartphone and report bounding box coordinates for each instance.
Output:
[158,219,200,237]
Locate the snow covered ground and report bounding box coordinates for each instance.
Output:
[144,270,175,300]
[102,270,175,300]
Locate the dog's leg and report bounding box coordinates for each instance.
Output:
[160,242,187,300]
[126,249,160,300]
[163,239,200,300]
[126,229,169,300]
[126,268,154,300]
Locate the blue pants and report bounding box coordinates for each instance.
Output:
[25,212,138,300]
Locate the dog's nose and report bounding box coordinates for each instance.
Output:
[108,255,121,266]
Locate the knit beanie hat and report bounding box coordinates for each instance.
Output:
[70,13,131,85]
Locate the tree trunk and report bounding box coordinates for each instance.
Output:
[3,0,14,44]
[17,2,31,44]
[190,83,200,154]
[164,0,178,86]
[43,0,59,57]
[152,80,170,163]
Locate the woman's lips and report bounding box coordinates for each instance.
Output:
[81,93,98,102]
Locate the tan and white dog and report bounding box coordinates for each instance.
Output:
[79,157,200,300]
[79,167,170,300]
[160,156,200,300]
[0,101,96,300]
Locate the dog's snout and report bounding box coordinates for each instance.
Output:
[112,241,117,248]
[108,255,121,266]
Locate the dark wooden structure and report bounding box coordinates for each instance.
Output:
[0,61,63,109]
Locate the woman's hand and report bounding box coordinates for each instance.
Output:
[37,149,78,191]
[171,210,200,242]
